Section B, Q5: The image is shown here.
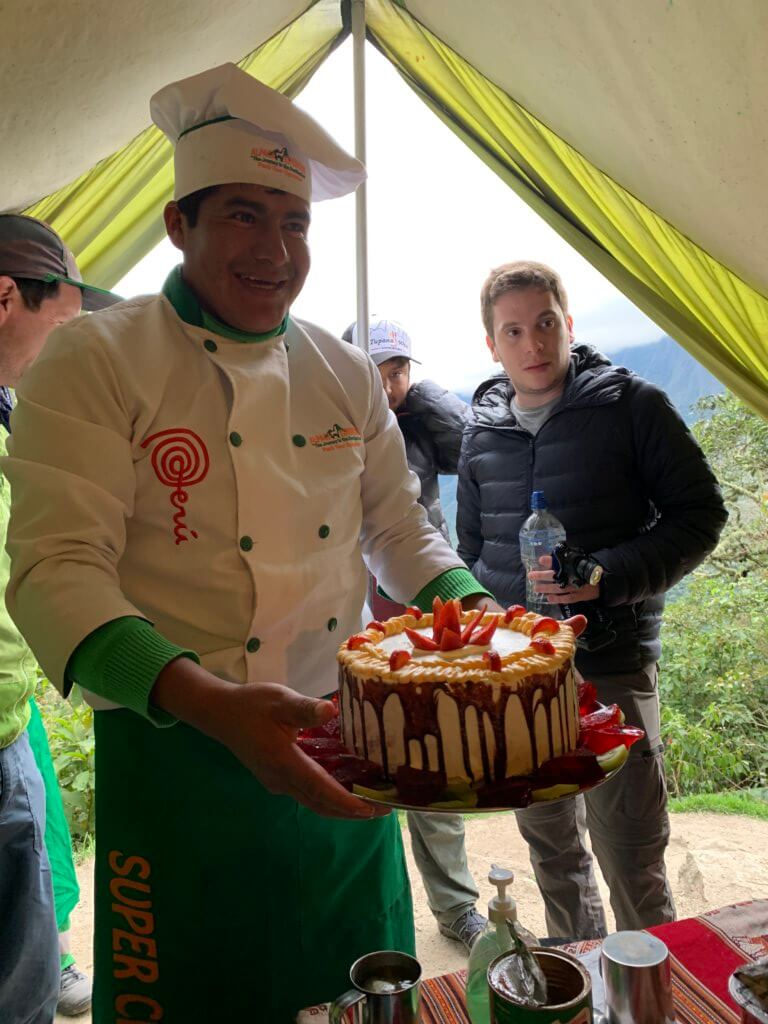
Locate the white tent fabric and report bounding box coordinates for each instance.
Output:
[1,0,310,210]
[3,0,766,300]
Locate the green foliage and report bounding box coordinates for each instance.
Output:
[669,791,768,820]
[659,392,768,797]
[36,675,95,844]
[692,392,768,575]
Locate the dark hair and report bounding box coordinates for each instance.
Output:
[480,261,569,337]
[13,277,61,312]
[379,356,410,371]
[176,186,220,228]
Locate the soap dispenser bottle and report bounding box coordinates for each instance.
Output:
[465,865,538,1024]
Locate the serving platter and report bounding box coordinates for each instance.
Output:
[353,757,626,814]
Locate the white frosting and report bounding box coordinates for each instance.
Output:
[377,626,530,663]
[504,693,534,776]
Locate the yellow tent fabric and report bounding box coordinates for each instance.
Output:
[367,0,768,419]
[20,0,768,417]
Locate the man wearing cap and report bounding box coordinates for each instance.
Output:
[343,316,486,950]
[3,65,499,1021]
[0,214,114,1023]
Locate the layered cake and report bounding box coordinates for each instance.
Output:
[337,599,578,790]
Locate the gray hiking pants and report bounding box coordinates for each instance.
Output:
[406,811,479,927]
[515,663,676,939]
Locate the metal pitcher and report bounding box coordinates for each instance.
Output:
[329,950,422,1024]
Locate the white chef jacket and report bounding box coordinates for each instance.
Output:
[3,293,463,702]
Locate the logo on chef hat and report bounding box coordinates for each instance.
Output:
[250,146,307,184]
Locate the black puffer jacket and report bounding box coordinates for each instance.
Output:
[457,344,728,674]
[398,380,472,541]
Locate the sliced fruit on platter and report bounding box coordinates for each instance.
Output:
[578,680,599,715]
[442,777,476,802]
[332,761,390,789]
[579,703,624,730]
[596,744,630,773]
[581,723,645,755]
[476,778,533,809]
[394,765,447,806]
[531,782,580,802]
[504,604,527,622]
[296,736,347,757]
[535,748,604,787]
[353,783,399,801]
[430,796,479,810]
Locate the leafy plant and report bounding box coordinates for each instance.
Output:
[36,676,95,843]
[658,391,768,797]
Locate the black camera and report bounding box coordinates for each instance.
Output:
[551,543,604,589]
[551,542,616,653]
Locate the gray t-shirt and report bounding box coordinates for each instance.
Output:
[511,393,562,435]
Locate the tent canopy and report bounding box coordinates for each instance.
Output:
[2,0,766,414]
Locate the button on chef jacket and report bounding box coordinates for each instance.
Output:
[2,270,467,708]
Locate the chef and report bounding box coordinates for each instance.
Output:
[4,64,496,1022]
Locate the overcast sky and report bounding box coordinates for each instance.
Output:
[115,40,664,392]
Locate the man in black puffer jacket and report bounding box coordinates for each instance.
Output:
[457,262,727,939]
[343,317,485,951]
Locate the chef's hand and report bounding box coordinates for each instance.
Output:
[528,554,600,604]
[151,660,389,821]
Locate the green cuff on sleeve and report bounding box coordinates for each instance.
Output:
[67,617,200,728]
[411,568,493,613]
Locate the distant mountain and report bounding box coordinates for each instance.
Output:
[608,335,724,423]
[437,335,725,543]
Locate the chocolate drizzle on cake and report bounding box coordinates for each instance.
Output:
[339,664,577,785]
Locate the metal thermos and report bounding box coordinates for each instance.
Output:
[599,932,675,1024]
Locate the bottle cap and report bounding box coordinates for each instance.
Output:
[488,864,518,924]
[530,490,547,510]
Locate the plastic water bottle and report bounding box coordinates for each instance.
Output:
[466,866,539,1024]
[519,491,566,616]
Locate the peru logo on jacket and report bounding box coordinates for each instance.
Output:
[141,428,210,544]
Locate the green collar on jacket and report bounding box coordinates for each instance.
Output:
[162,266,289,343]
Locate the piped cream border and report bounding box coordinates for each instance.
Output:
[337,610,575,685]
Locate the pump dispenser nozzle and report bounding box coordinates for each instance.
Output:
[488,864,517,924]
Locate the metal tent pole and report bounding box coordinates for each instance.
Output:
[351,0,369,352]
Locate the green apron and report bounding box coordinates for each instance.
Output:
[27,696,80,932]
[93,710,414,1023]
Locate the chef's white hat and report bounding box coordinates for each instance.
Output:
[150,62,365,203]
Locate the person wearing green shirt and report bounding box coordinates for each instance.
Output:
[0,213,117,1024]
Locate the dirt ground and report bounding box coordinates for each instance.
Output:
[58,811,768,1022]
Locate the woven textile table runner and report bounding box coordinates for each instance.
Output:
[300,899,768,1023]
